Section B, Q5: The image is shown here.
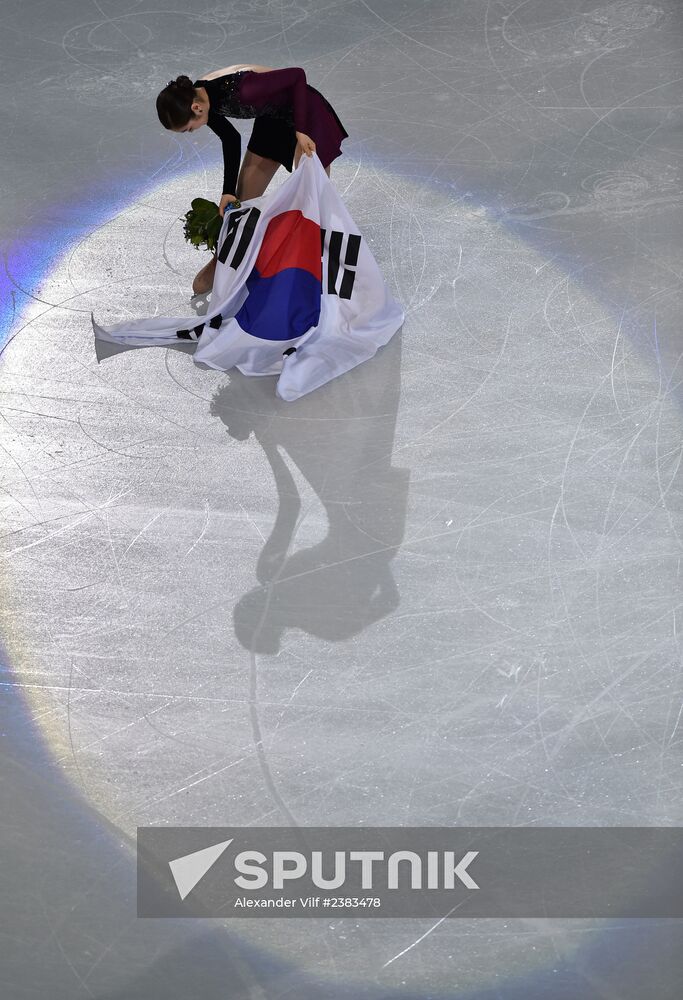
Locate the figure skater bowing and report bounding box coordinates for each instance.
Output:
[155,64,349,294]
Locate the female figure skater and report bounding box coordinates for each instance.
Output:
[156,64,349,293]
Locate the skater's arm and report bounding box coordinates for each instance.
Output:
[238,67,309,132]
[206,111,241,195]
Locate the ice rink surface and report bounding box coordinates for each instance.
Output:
[1,0,682,997]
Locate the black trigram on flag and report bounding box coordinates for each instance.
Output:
[321,229,361,300]
[217,207,261,268]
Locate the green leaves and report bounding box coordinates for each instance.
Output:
[182,198,223,254]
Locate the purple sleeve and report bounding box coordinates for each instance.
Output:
[238,67,308,132]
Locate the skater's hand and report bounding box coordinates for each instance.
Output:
[218,193,239,218]
[295,132,316,158]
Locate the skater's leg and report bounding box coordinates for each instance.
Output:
[236,149,281,200]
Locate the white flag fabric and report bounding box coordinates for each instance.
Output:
[92,154,405,401]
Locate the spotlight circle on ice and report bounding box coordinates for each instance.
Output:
[3,153,682,997]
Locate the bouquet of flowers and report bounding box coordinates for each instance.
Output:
[181,197,241,254]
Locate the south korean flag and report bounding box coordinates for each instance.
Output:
[92,153,405,401]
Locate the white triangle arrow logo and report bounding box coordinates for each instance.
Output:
[168,839,233,900]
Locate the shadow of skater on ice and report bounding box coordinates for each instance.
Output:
[208,333,408,654]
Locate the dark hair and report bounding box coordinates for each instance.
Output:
[156,74,197,129]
